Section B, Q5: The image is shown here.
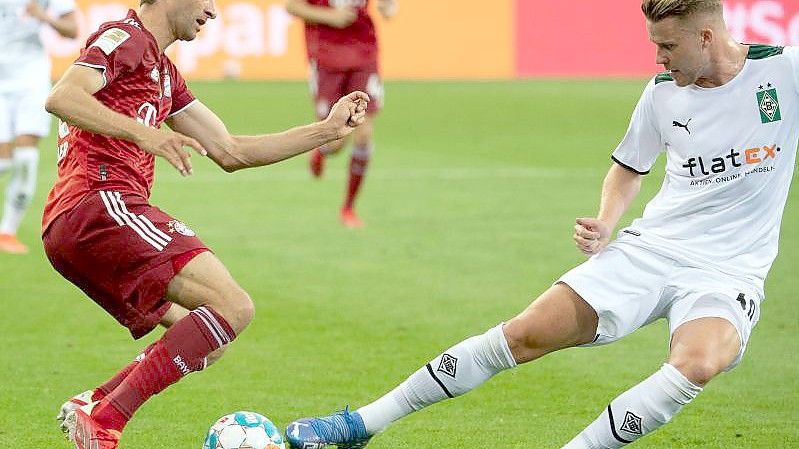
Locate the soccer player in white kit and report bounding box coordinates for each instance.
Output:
[0,0,77,253]
[285,1,798,448]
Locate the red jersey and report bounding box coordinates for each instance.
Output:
[304,0,378,71]
[42,10,195,233]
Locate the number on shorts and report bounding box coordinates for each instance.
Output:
[747,299,756,322]
[735,293,757,322]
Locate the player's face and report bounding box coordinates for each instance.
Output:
[647,17,711,87]
[172,0,216,41]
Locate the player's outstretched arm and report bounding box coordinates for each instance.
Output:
[285,0,357,28]
[574,162,643,256]
[165,91,369,173]
[25,1,78,38]
[46,65,207,176]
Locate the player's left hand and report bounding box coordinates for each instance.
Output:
[25,0,46,20]
[573,217,611,256]
[377,0,398,19]
[325,91,370,139]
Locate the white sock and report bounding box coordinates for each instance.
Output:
[357,323,517,434]
[0,158,11,175]
[560,364,702,449]
[0,147,39,235]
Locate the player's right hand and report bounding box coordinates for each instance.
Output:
[136,128,207,177]
[325,91,370,139]
[25,0,46,20]
[327,7,357,28]
[573,217,611,256]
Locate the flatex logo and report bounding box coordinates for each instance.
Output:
[682,144,780,177]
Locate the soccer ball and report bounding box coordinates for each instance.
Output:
[203,411,286,449]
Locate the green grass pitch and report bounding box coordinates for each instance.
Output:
[0,80,796,448]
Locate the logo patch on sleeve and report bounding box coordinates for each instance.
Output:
[91,28,131,55]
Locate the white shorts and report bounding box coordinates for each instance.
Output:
[0,84,52,142]
[558,242,762,369]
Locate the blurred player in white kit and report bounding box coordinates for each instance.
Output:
[0,0,77,253]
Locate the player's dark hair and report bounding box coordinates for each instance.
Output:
[140,0,156,4]
[641,0,721,22]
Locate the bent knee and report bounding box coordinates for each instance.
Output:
[228,290,255,331]
[211,288,254,334]
[503,289,598,363]
[502,317,564,363]
[503,320,543,354]
[206,345,228,366]
[669,356,727,386]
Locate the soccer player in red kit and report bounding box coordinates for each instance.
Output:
[286,0,397,228]
[42,0,369,448]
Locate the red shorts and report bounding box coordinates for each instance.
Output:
[310,61,383,119]
[42,191,209,339]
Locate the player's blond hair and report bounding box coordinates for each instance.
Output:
[641,0,721,22]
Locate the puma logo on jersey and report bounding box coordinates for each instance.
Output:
[672,118,691,134]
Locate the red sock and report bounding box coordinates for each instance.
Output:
[92,306,235,431]
[344,145,372,209]
[91,343,156,402]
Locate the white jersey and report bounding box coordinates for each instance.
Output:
[0,0,74,92]
[612,45,799,291]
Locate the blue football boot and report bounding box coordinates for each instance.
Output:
[285,406,372,449]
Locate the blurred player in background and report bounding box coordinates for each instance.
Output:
[0,0,77,253]
[285,1,798,448]
[286,0,397,228]
[43,1,368,449]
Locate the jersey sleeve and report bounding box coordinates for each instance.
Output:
[75,25,146,88]
[165,59,196,117]
[610,78,663,175]
[783,46,799,94]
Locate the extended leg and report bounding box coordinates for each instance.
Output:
[0,135,40,253]
[561,317,740,448]
[340,117,374,228]
[285,283,598,448]
[69,252,255,449]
